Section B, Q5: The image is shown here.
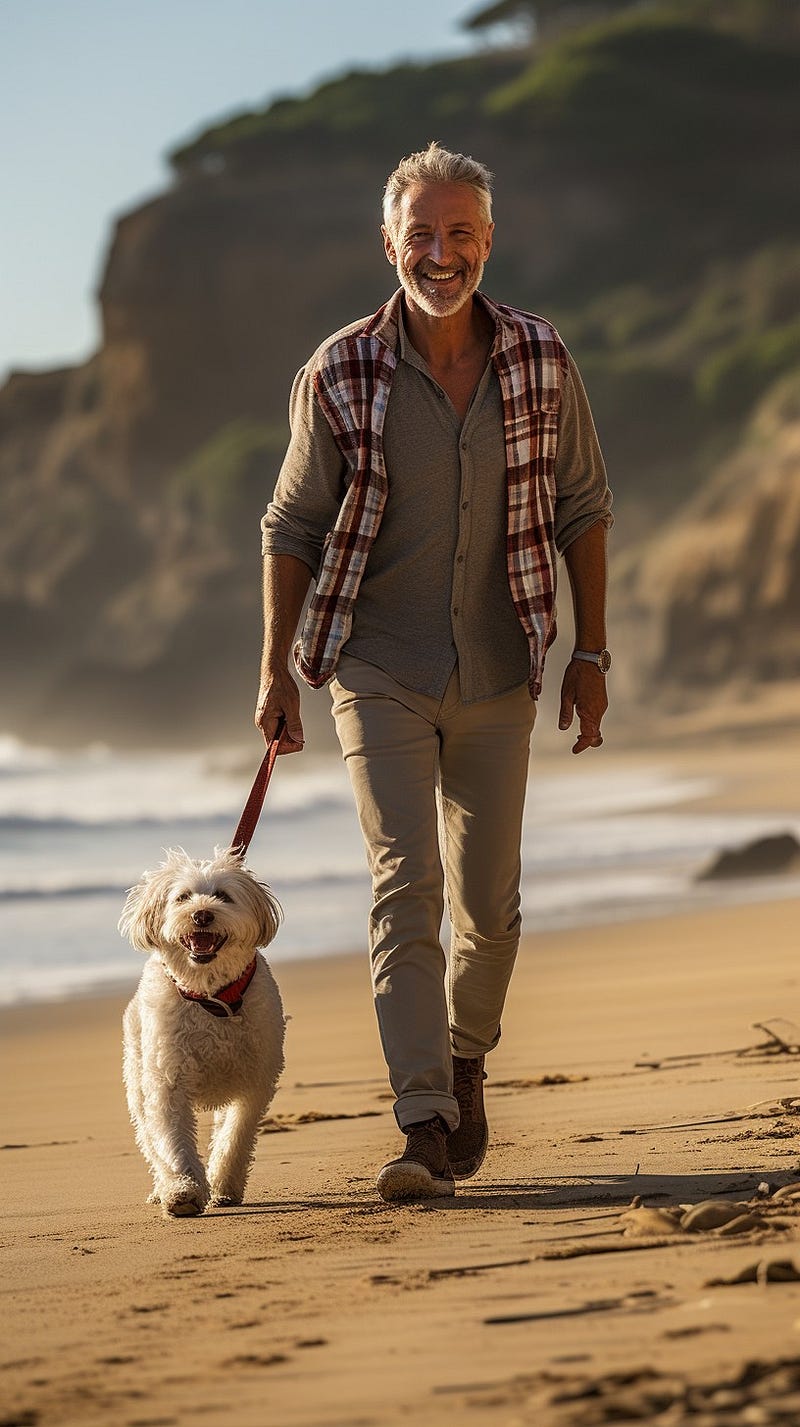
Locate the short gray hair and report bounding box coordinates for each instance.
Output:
[382,141,494,231]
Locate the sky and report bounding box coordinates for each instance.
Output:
[0,0,482,384]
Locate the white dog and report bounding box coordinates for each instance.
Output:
[119,847,285,1218]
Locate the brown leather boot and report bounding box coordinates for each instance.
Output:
[377,1115,455,1202]
[447,1054,488,1179]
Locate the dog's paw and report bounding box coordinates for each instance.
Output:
[209,1191,244,1208]
[147,1189,161,1205]
[162,1182,209,1218]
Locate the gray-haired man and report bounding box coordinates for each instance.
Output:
[257,142,612,1201]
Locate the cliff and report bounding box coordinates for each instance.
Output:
[614,370,800,701]
[1,7,798,745]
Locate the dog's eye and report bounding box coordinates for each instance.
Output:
[213,890,233,903]
[175,891,192,903]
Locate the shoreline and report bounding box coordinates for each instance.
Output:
[6,852,800,1012]
[6,731,800,1011]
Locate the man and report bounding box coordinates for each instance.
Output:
[257,142,612,1202]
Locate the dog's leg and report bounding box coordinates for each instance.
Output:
[146,1080,211,1217]
[124,1027,168,1206]
[126,1084,164,1204]
[207,1097,264,1207]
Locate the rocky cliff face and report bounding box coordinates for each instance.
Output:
[1,15,798,745]
[613,372,800,700]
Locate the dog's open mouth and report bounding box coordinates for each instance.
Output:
[181,931,227,964]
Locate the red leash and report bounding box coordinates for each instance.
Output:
[230,716,285,856]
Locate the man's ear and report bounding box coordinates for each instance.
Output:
[381,224,397,266]
[483,221,495,263]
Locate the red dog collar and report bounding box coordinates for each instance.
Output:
[167,957,258,1018]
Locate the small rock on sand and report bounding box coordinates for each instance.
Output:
[697,832,800,881]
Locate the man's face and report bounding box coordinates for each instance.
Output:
[382,181,494,320]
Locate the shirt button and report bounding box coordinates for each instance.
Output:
[461,500,469,510]
[460,441,468,451]
[456,554,464,564]
[453,607,459,616]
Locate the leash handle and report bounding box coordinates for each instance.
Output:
[230,716,285,856]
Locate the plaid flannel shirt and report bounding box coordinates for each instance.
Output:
[294,288,568,699]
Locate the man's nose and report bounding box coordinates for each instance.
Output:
[429,230,453,266]
[192,908,214,927]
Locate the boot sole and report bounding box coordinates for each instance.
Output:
[376,1160,455,1202]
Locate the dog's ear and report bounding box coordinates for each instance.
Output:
[239,875,283,949]
[118,863,174,951]
[254,882,282,949]
[211,847,283,949]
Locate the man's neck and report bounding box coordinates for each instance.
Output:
[401,294,491,370]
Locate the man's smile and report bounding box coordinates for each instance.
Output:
[420,268,461,281]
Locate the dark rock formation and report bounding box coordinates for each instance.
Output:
[698,831,800,881]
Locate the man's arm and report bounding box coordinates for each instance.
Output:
[256,365,347,753]
[255,554,312,754]
[558,519,609,755]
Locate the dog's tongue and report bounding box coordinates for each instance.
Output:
[189,930,217,953]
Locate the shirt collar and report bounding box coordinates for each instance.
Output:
[362,287,511,358]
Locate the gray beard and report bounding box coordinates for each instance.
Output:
[399,259,485,319]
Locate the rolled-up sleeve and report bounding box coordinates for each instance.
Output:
[260,366,347,577]
[554,352,613,555]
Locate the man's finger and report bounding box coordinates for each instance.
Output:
[572,708,604,754]
[558,690,574,731]
[572,731,603,754]
[255,708,277,741]
[278,718,305,754]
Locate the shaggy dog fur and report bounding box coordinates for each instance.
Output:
[120,847,285,1218]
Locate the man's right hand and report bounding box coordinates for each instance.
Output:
[255,665,305,754]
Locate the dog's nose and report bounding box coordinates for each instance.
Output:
[191,908,214,927]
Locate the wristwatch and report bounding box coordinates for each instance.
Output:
[572,648,612,674]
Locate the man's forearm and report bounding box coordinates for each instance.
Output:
[260,553,313,670]
[558,519,609,754]
[563,520,608,650]
[256,554,313,751]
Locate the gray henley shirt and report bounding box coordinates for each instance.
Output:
[261,305,612,703]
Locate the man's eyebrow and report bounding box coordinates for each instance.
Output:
[405,219,478,231]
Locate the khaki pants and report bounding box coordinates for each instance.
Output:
[330,654,536,1131]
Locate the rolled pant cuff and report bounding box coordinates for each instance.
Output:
[450,1025,501,1059]
[394,1092,459,1133]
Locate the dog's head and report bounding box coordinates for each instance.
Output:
[118,847,282,988]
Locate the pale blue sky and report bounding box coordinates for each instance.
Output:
[0,0,483,383]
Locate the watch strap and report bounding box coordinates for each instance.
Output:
[572,648,612,673]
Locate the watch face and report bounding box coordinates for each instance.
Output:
[598,649,612,673]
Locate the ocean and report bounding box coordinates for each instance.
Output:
[2,734,799,1007]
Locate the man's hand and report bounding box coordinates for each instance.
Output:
[558,659,608,754]
[255,664,305,755]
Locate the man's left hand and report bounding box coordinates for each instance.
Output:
[558,659,608,754]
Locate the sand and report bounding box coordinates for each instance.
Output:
[4,752,800,1426]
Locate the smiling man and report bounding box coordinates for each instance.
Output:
[257,142,613,1201]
